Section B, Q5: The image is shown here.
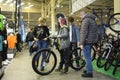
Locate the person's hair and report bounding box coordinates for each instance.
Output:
[60,18,66,25]
[38,17,46,25]
[29,27,33,31]
[79,10,86,13]
[68,16,74,23]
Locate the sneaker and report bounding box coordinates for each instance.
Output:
[2,61,8,65]
[61,67,68,73]
[55,65,63,72]
[83,70,87,74]
[5,60,10,64]
[55,68,62,72]
[81,73,93,78]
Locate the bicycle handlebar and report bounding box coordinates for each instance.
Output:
[49,36,57,39]
[92,8,103,15]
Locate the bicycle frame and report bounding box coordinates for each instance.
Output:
[92,8,112,27]
[45,38,60,62]
[103,43,112,59]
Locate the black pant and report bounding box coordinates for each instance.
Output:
[1,44,8,61]
[0,53,2,68]
[59,48,71,68]
[70,42,78,57]
[16,43,22,52]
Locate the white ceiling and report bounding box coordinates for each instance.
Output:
[0,0,114,26]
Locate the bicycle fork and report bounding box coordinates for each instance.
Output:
[102,44,112,59]
[45,50,52,63]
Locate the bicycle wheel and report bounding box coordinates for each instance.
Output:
[112,54,120,75]
[112,65,118,75]
[70,47,96,70]
[108,13,120,33]
[70,48,85,70]
[104,62,111,71]
[97,48,109,68]
[107,51,120,67]
[32,48,57,75]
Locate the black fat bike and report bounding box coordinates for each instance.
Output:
[32,37,85,75]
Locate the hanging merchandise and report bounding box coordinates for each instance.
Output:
[0,14,4,30]
[17,0,26,42]
[19,19,26,42]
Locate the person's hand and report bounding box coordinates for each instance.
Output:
[3,40,7,44]
[80,45,83,50]
[34,38,38,41]
[77,42,80,47]
[43,38,48,40]
[57,35,61,38]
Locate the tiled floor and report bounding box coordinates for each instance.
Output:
[1,49,117,80]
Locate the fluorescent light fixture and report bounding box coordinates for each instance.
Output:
[9,3,14,6]
[56,4,60,8]
[28,2,31,5]
[0,0,3,3]
[5,0,12,4]
[61,5,63,8]
[25,7,28,9]
[25,3,34,9]
[3,0,13,5]
[3,3,7,5]
[13,1,16,4]
[29,4,33,7]
[17,5,19,8]
[71,12,73,15]
[21,2,24,6]
[47,15,49,18]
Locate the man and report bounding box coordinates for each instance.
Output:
[68,16,80,67]
[79,11,98,78]
[16,31,22,52]
[26,28,34,55]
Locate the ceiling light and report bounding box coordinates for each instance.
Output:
[25,7,29,9]
[5,0,12,4]
[13,1,16,4]
[9,3,14,6]
[0,0,3,3]
[25,5,34,9]
[21,3,24,5]
[71,12,73,15]
[28,2,31,5]
[3,3,7,5]
[56,4,60,8]
[61,5,63,8]
[29,5,33,7]
[17,5,19,8]
[47,15,49,18]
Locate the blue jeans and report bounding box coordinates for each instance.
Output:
[28,41,33,48]
[83,44,93,74]
[37,40,48,68]
[28,41,33,55]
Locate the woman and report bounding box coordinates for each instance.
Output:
[55,18,70,73]
[33,17,50,71]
